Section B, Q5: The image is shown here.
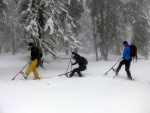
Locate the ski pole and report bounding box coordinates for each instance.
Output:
[11,61,30,80]
[103,58,122,76]
[65,54,72,76]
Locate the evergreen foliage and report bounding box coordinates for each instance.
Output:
[124,0,150,59]
[87,0,150,60]
[0,0,150,61]
[17,0,80,59]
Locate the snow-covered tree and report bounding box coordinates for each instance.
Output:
[0,0,8,54]
[87,0,150,60]
[124,0,150,59]
[0,0,4,53]
[17,0,79,59]
[0,0,23,55]
[66,0,84,37]
[87,0,124,60]
[78,4,93,54]
[63,0,84,53]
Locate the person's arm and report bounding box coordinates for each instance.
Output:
[72,61,78,65]
[123,46,128,59]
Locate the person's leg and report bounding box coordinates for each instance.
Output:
[76,69,83,77]
[25,59,38,77]
[116,60,125,74]
[76,67,86,77]
[33,68,39,79]
[69,67,85,77]
[69,68,78,77]
[25,60,35,76]
[32,59,39,79]
[125,60,132,79]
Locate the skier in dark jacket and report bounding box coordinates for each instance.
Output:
[115,41,133,80]
[68,52,86,78]
[24,42,40,79]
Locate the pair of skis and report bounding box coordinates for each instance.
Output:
[20,71,71,80]
[12,70,70,81]
[58,71,72,77]
[20,71,41,80]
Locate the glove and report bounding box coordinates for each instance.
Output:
[72,52,75,54]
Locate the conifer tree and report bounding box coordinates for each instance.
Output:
[87,0,124,60]
[124,0,150,59]
[17,0,79,59]
[0,0,7,54]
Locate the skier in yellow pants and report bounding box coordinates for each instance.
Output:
[25,59,39,79]
[24,42,40,79]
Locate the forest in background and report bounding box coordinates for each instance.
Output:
[0,0,150,61]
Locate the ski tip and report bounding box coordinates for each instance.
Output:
[103,73,107,76]
[37,77,41,80]
[11,78,15,81]
[33,77,41,80]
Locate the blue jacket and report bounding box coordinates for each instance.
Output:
[123,44,132,60]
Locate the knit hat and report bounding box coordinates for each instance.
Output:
[123,41,128,45]
[28,42,34,46]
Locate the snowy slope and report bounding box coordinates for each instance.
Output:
[0,53,150,113]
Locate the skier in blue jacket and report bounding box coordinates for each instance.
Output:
[115,41,133,80]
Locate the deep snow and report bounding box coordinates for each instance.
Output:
[0,53,150,113]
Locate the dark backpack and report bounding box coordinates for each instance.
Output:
[130,44,137,62]
[35,47,43,59]
[81,57,88,65]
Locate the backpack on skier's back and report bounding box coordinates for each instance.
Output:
[35,47,43,59]
[130,44,137,62]
[81,56,88,65]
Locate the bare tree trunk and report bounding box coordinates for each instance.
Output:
[12,36,16,55]
[65,42,69,55]
[0,0,4,54]
[92,16,98,61]
[37,0,44,47]
[0,46,2,53]
[37,1,44,67]
[12,20,16,55]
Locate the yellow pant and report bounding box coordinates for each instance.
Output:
[25,59,39,79]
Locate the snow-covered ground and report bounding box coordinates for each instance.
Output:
[0,53,150,113]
